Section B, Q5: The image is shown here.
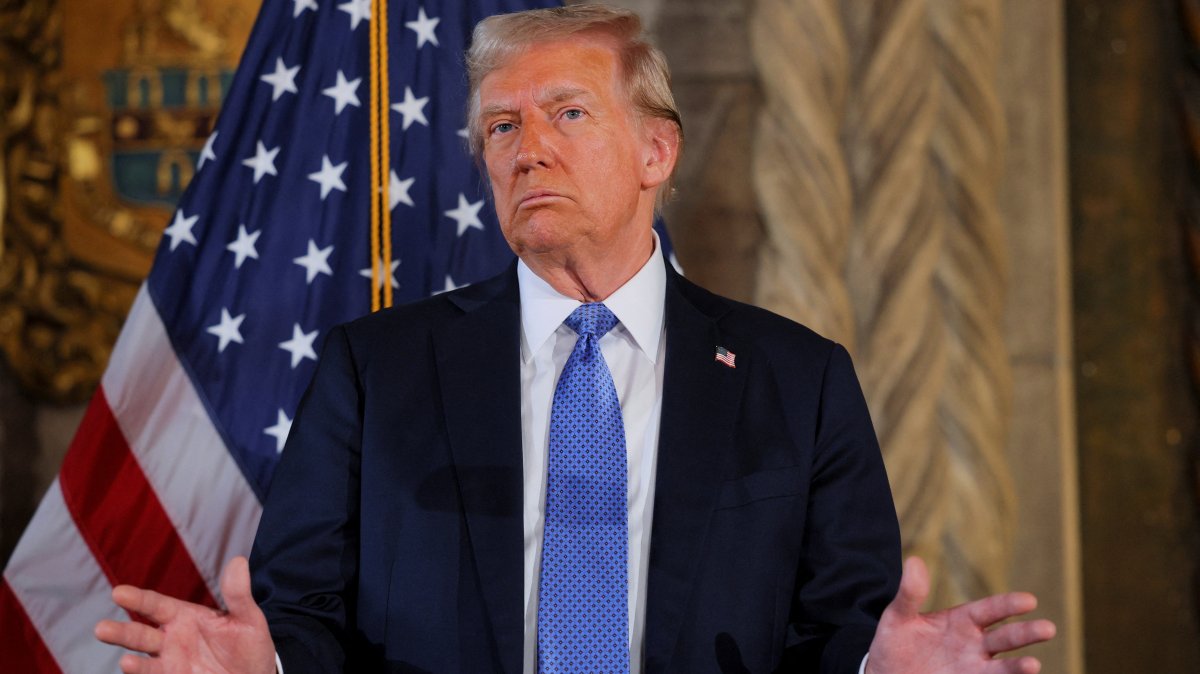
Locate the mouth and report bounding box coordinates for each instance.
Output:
[517,190,565,209]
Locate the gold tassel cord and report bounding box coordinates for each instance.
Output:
[378,0,393,308]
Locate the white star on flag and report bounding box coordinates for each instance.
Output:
[242,141,280,183]
[444,193,485,236]
[405,7,440,48]
[278,323,319,369]
[338,0,371,30]
[293,239,334,283]
[292,0,317,18]
[441,275,467,293]
[391,87,429,130]
[264,409,293,452]
[322,70,362,115]
[260,58,300,101]
[206,308,246,353]
[163,210,199,251]
[359,258,400,290]
[389,171,415,209]
[198,131,218,170]
[226,224,261,269]
[307,155,348,200]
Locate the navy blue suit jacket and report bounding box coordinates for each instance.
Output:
[250,262,901,674]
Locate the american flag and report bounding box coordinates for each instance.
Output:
[0,0,680,670]
[714,346,736,368]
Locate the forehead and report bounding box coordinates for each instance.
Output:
[478,36,625,106]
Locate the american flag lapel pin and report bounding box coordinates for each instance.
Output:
[715,346,736,368]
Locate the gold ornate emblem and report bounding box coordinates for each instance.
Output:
[0,0,253,402]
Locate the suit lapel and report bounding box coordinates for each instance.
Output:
[644,270,747,672]
[432,267,524,674]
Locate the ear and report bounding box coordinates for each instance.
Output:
[639,117,680,191]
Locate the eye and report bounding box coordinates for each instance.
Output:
[562,108,584,120]
[490,122,516,135]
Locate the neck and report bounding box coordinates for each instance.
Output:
[522,230,655,302]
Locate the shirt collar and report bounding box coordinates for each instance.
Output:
[518,231,667,365]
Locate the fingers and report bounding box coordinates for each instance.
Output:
[94,619,163,653]
[985,655,1042,674]
[220,555,258,618]
[1012,656,1042,674]
[984,619,1058,654]
[111,585,181,625]
[887,556,930,618]
[965,591,1039,627]
[118,652,164,674]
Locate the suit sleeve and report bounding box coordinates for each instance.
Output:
[250,325,363,674]
[781,343,902,673]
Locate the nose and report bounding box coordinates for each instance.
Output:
[514,118,554,171]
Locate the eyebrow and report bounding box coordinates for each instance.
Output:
[479,86,595,119]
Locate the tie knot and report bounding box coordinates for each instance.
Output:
[564,303,618,339]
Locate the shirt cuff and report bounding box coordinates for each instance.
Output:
[275,651,284,674]
[859,653,869,674]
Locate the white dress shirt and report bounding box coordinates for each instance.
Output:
[517,239,667,674]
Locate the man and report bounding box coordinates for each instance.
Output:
[96,6,1055,673]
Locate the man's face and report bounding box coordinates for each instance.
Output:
[478,36,662,262]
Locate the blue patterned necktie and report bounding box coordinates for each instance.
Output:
[538,303,629,673]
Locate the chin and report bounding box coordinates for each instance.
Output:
[503,214,581,255]
[512,235,574,257]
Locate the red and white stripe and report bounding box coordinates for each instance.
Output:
[1,286,263,672]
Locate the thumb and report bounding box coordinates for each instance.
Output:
[219,556,258,619]
[888,556,930,619]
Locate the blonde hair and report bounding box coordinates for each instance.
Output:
[465,5,683,166]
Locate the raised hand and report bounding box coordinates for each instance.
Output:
[94,556,276,674]
[865,557,1057,674]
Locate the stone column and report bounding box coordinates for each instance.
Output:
[749,0,1023,611]
[997,1,1082,672]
